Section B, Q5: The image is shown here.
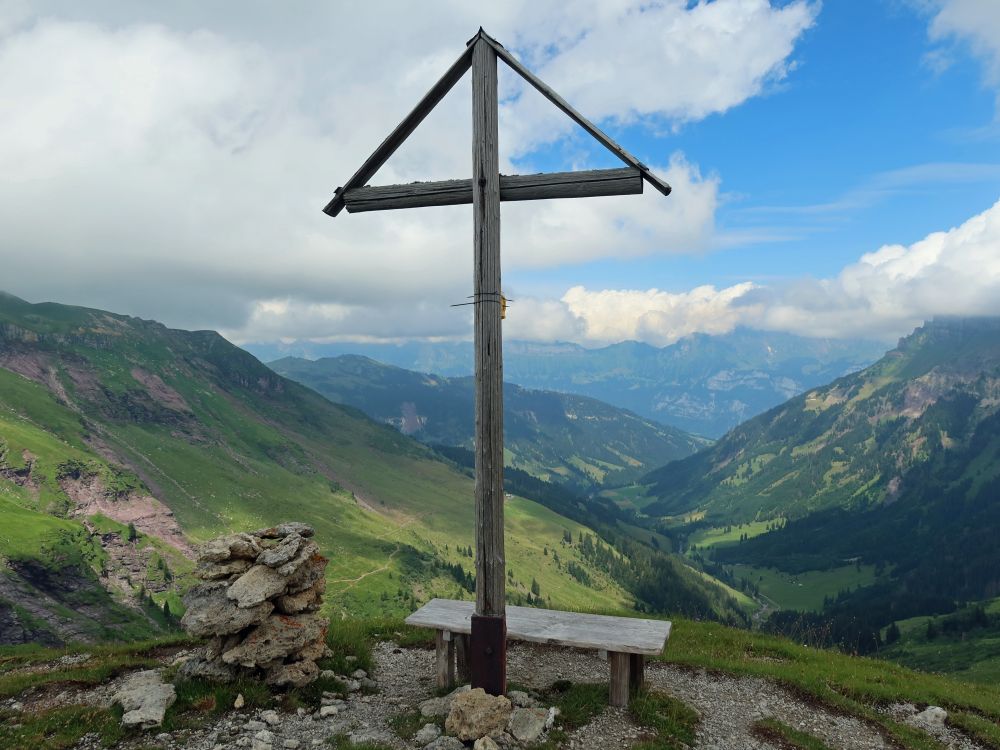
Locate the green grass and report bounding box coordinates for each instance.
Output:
[164,676,272,730]
[728,562,880,612]
[949,711,1000,749]
[0,704,125,750]
[661,617,1000,750]
[533,680,610,749]
[4,616,1000,750]
[629,688,700,749]
[688,520,778,549]
[883,601,1000,685]
[751,718,835,750]
[327,735,394,750]
[598,484,656,510]
[685,565,757,612]
[0,636,191,699]
[388,708,439,741]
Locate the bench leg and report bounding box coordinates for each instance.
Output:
[455,633,470,683]
[436,629,455,689]
[609,651,630,707]
[629,654,645,694]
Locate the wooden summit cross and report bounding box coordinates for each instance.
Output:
[323,28,671,696]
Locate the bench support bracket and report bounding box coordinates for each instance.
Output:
[456,633,471,682]
[630,653,645,695]
[470,614,507,696]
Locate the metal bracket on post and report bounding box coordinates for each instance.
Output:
[470,614,506,696]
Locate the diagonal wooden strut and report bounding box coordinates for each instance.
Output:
[342,167,642,213]
[323,29,671,219]
[477,30,672,198]
[322,43,475,218]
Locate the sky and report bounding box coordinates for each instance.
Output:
[1,0,999,348]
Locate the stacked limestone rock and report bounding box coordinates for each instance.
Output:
[178,522,330,688]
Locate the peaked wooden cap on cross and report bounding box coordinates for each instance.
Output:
[322,28,671,217]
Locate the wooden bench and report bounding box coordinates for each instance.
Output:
[405,598,671,707]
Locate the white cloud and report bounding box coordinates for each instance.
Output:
[554,283,759,346]
[921,0,1000,97]
[0,2,817,341]
[499,0,818,157]
[752,196,1000,339]
[929,1,1000,77]
[504,197,1000,347]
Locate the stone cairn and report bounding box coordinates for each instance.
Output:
[178,522,330,688]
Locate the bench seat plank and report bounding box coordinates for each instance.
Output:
[405,598,671,656]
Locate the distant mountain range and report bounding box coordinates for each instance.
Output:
[270,355,708,488]
[245,330,887,438]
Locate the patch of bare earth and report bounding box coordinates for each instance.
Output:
[62,475,193,557]
[128,369,192,414]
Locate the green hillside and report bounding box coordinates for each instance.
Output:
[644,317,1000,521]
[641,318,1000,672]
[0,292,743,644]
[269,354,708,488]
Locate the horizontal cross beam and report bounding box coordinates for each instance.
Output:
[342,167,642,213]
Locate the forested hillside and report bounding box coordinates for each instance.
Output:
[270,354,707,488]
[249,330,885,438]
[641,318,1000,673]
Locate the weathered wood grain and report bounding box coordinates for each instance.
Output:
[609,652,630,707]
[471,37,505,622]
[406,599,672,655]
[342,168,643,212]
[436,629,455,689]
[322,44,474,217]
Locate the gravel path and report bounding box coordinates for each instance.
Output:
[6,641,989,750]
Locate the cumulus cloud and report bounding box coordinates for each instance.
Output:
[499,0,818,156]
[0,1,816,342]
[753,196,1000,339]
[506,198,1000,347]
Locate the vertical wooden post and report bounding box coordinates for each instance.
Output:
[436,630,455,689]
[609,651,630,707]
[469,33,506,697]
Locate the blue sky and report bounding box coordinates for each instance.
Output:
[0,1,998,347]
[508,1,999,297]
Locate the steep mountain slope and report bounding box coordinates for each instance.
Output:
[0,292,743,642]
[270,355,708,488]
[642,318,1000,655]
[644,317,1000,523]
[247,330,885,437]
